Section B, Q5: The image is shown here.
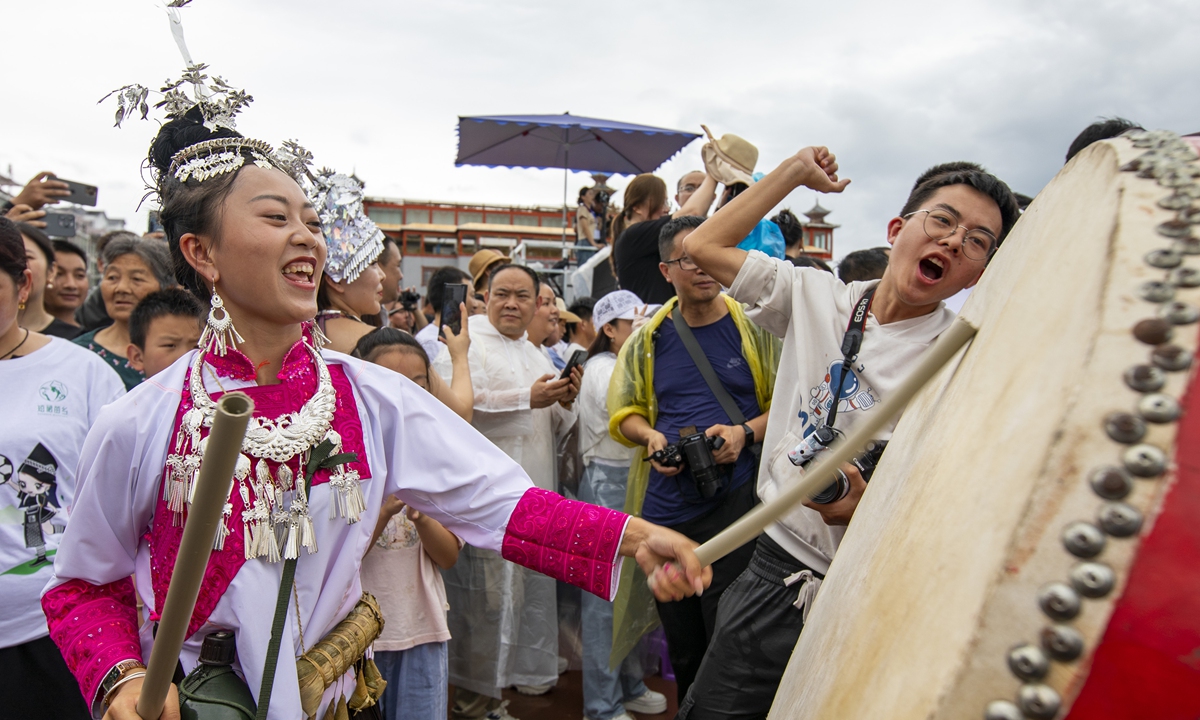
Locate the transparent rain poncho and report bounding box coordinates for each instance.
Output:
[606,296,781,668]
[442,317,577,695]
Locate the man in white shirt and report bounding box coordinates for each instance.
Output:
[413,265,471,362]
[435,264,583,718]
[675,149,1020,719]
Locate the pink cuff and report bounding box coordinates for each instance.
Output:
[42,578,143,709]
[501,487,629,600]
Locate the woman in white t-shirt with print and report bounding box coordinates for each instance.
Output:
[352,326,466,720]
[0,218,126,719]
[577,290,668,720]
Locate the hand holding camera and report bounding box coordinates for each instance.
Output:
[645,426,728,499]
[704,424,745,465]
[645,431,683,477]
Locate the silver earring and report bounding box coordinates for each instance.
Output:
[199,290,244,356]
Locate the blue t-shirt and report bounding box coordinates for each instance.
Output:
[643,312,760,526]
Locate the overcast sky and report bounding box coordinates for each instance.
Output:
[3,0,1197,259]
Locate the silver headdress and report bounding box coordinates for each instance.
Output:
[102,63,298,188]
[311,170,386,284]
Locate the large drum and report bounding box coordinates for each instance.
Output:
[770,132,1200,719]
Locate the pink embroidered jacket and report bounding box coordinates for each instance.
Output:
[42,344,629,719]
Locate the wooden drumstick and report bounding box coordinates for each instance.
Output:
[693,318,977,568]
[138,392,254,720]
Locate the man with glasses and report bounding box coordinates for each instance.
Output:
[672,152,1020,720]
[608,214,781,707]
[675,171,708,211]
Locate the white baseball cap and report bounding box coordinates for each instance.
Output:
[593,290,645,327]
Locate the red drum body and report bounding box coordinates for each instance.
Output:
[769,133,1200,720]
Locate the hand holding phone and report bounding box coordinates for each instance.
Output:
[440,284,468,337]
[41,213,77,238]
[559,349,587,380]
[59,179,99,207]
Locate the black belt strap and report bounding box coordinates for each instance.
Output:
[671,304,747,427]
[824,287,875,430]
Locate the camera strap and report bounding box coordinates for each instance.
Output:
[824,286,876,430]
[670,304,747,427]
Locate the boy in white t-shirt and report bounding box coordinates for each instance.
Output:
[674,148,1020,719]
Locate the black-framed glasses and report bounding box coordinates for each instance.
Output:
[904,209,997,260]
[663,256,698,271]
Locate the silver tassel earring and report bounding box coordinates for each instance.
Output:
[199,290,245,356]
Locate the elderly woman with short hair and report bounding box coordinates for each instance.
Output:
[72,237,174,389]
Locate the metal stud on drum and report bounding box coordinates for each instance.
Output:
[1098,502,1143,537]
[1159,301,1200,325]
[1062,521,1107,558]
[1150,344,1192,371]
[1017,684,1062,720]
[1039,624,1084,662]
[1144,248,1183,268]
[1037,583,1082,621]
[1069,562,1116,598]
[1006,644,1050,681]
[1103,412,1146,444]
[1123,364,1165,392]
[1137,280,1175,302]
[1137,393,1181,423]
[983,700,1024,720]
[1132,318,1173,345]
[1088,466,1133,500]
[1169,266,1200,287]
[1122,444,1167,477]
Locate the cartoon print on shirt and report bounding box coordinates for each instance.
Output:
[375,510,420,550]
[797,360,878,438]
[0,444,64,565]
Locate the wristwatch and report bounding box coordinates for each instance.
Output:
[741,423,755,446]
[98,659,146,708]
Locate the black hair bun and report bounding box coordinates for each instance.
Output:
[148,105,244,176]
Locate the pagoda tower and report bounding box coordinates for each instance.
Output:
[800,199,838,259]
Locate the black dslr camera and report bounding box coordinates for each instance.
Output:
[809,439,889,504]
[646,426,728,499]
[399,289,421,311]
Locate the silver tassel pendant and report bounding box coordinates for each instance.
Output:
[282,517,300,560]
[212,501,233,551]
[293,477,318,555]
[328,467,364,524]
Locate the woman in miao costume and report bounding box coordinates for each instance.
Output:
[41,70,710,720]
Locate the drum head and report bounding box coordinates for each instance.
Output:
[771,133,1200,720]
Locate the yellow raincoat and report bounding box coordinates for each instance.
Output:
[605,294,781,669]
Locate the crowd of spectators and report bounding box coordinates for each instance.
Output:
[0,115,1146,720]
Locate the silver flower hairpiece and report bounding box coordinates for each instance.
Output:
[101,63,254,132]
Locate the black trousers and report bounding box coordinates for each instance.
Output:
[675,535,821,720]
[656,480,759,704]
[0,635,90,719]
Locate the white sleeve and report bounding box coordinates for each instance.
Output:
[728,250,798,338]
[354,363,533,552]
[48,387,173,590]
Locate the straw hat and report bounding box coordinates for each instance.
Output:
[701,124,758,187]
[469,249,510,288]
[555,297,582,323]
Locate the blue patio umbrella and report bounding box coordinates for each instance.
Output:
[455,113,700,253]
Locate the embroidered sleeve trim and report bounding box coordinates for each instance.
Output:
[500,487,629,600]
[41,577,143,709]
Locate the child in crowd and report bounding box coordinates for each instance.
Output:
[354,328,465,720]
[125,288,205,379]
